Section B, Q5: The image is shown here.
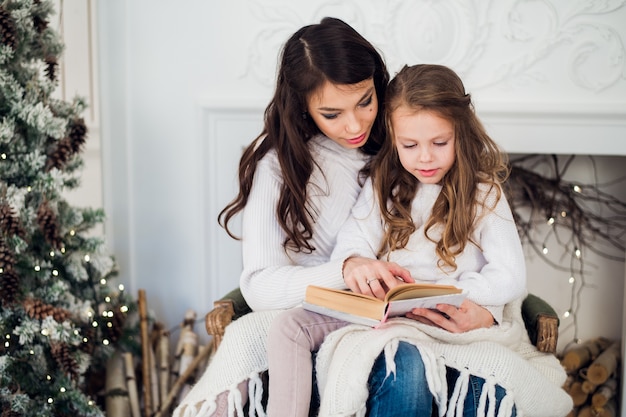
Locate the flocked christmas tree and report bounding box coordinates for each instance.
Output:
[0,1,138,415]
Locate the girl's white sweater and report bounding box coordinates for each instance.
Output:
[332,179,527,323]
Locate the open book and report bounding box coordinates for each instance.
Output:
[303,282,466,327]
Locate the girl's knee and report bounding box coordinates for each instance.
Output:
[268,308,310,346]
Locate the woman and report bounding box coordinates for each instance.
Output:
[173,17,407,417]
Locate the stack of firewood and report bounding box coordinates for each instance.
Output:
[104,289,214,417]
[561,337,621,417]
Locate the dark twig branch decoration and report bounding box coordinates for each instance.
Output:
[504,154,626,345]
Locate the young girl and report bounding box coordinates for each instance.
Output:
[267,64,570,417]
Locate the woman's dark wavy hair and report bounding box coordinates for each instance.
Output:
[373,64,509,270]
[218,17,389,252]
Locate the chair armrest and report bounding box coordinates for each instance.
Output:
[522,293,559,354]
[205,287,252,349]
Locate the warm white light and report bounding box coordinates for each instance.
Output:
[563,311,571,318]
[547,217,555,225]
[34,265,40,271]
[84,254,90,262]
[119,284,125,291]
[568,276,575,284]
[103,339,110,346]
[49,251,55,257]
[52,270,58,276]
[573,185,582,193]
[92,321,98,327]
[561,211,567,217]
[60,387,66,393]
[120,305,129,313]
[542,246,548,255]
[105,296,111,302]
[100,279,107,285]
[41,329,49,336]
[575,248,581,258]
[48,398,53,404]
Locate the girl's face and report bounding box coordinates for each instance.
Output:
[391,106,456,184]
[307,78,377,149]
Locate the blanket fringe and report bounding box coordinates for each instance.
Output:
[447,368,470,417]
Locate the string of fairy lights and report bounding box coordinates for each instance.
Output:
[2,222,131,410]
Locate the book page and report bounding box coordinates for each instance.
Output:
[384,292,467,319]
[385,283,462,301]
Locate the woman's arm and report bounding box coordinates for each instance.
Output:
[239,148,367,310]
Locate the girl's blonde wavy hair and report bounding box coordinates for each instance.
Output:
[372,64,509,271]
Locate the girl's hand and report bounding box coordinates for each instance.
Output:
[406,299,495,333]
[342,256,413,300]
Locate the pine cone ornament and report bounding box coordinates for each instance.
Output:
[68,118,87,153]
[44,55,58,81]
[78,324,97,354]
[102,308,126,344]
[0,269,20,306]
[0,203,26,239]
[33,13,48,34]
[36,201,63,249]
[50,342,79,381]
[0,239,16,272]
[23,297,71,322]
[45,137,73,172]
[0,6,17,50]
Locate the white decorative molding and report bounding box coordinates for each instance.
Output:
[242,0,626,101]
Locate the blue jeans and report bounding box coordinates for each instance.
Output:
[366,342,516,417]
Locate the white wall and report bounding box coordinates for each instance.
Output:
[91,0,626,347]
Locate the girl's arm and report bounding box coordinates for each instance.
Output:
[332,179,413,299]
[434,187,527,322]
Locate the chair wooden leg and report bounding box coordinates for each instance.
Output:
[205,300,235,350]
[536,314,559,354]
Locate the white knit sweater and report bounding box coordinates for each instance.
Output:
[331,179,527,324]
[239,134,369,311]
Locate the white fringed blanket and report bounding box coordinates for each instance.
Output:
[174,298,572,417]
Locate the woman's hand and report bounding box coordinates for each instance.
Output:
[342,256,413,300]
[406,299,495,333]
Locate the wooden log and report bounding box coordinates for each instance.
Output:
[123,352,141,417]
[153,323,170,405]
[138,289,152,417]
[587,341,620,385]
[105,351,130,417]
[561,337,612,373]
[591,377,618,408]
[567,380,588,407]
[578,397,618,417]
[154,340,213,417]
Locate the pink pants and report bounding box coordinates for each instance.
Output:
[266,307,349,417]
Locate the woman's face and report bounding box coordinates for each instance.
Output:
[392,106,456,184]
[306,78,377,149]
